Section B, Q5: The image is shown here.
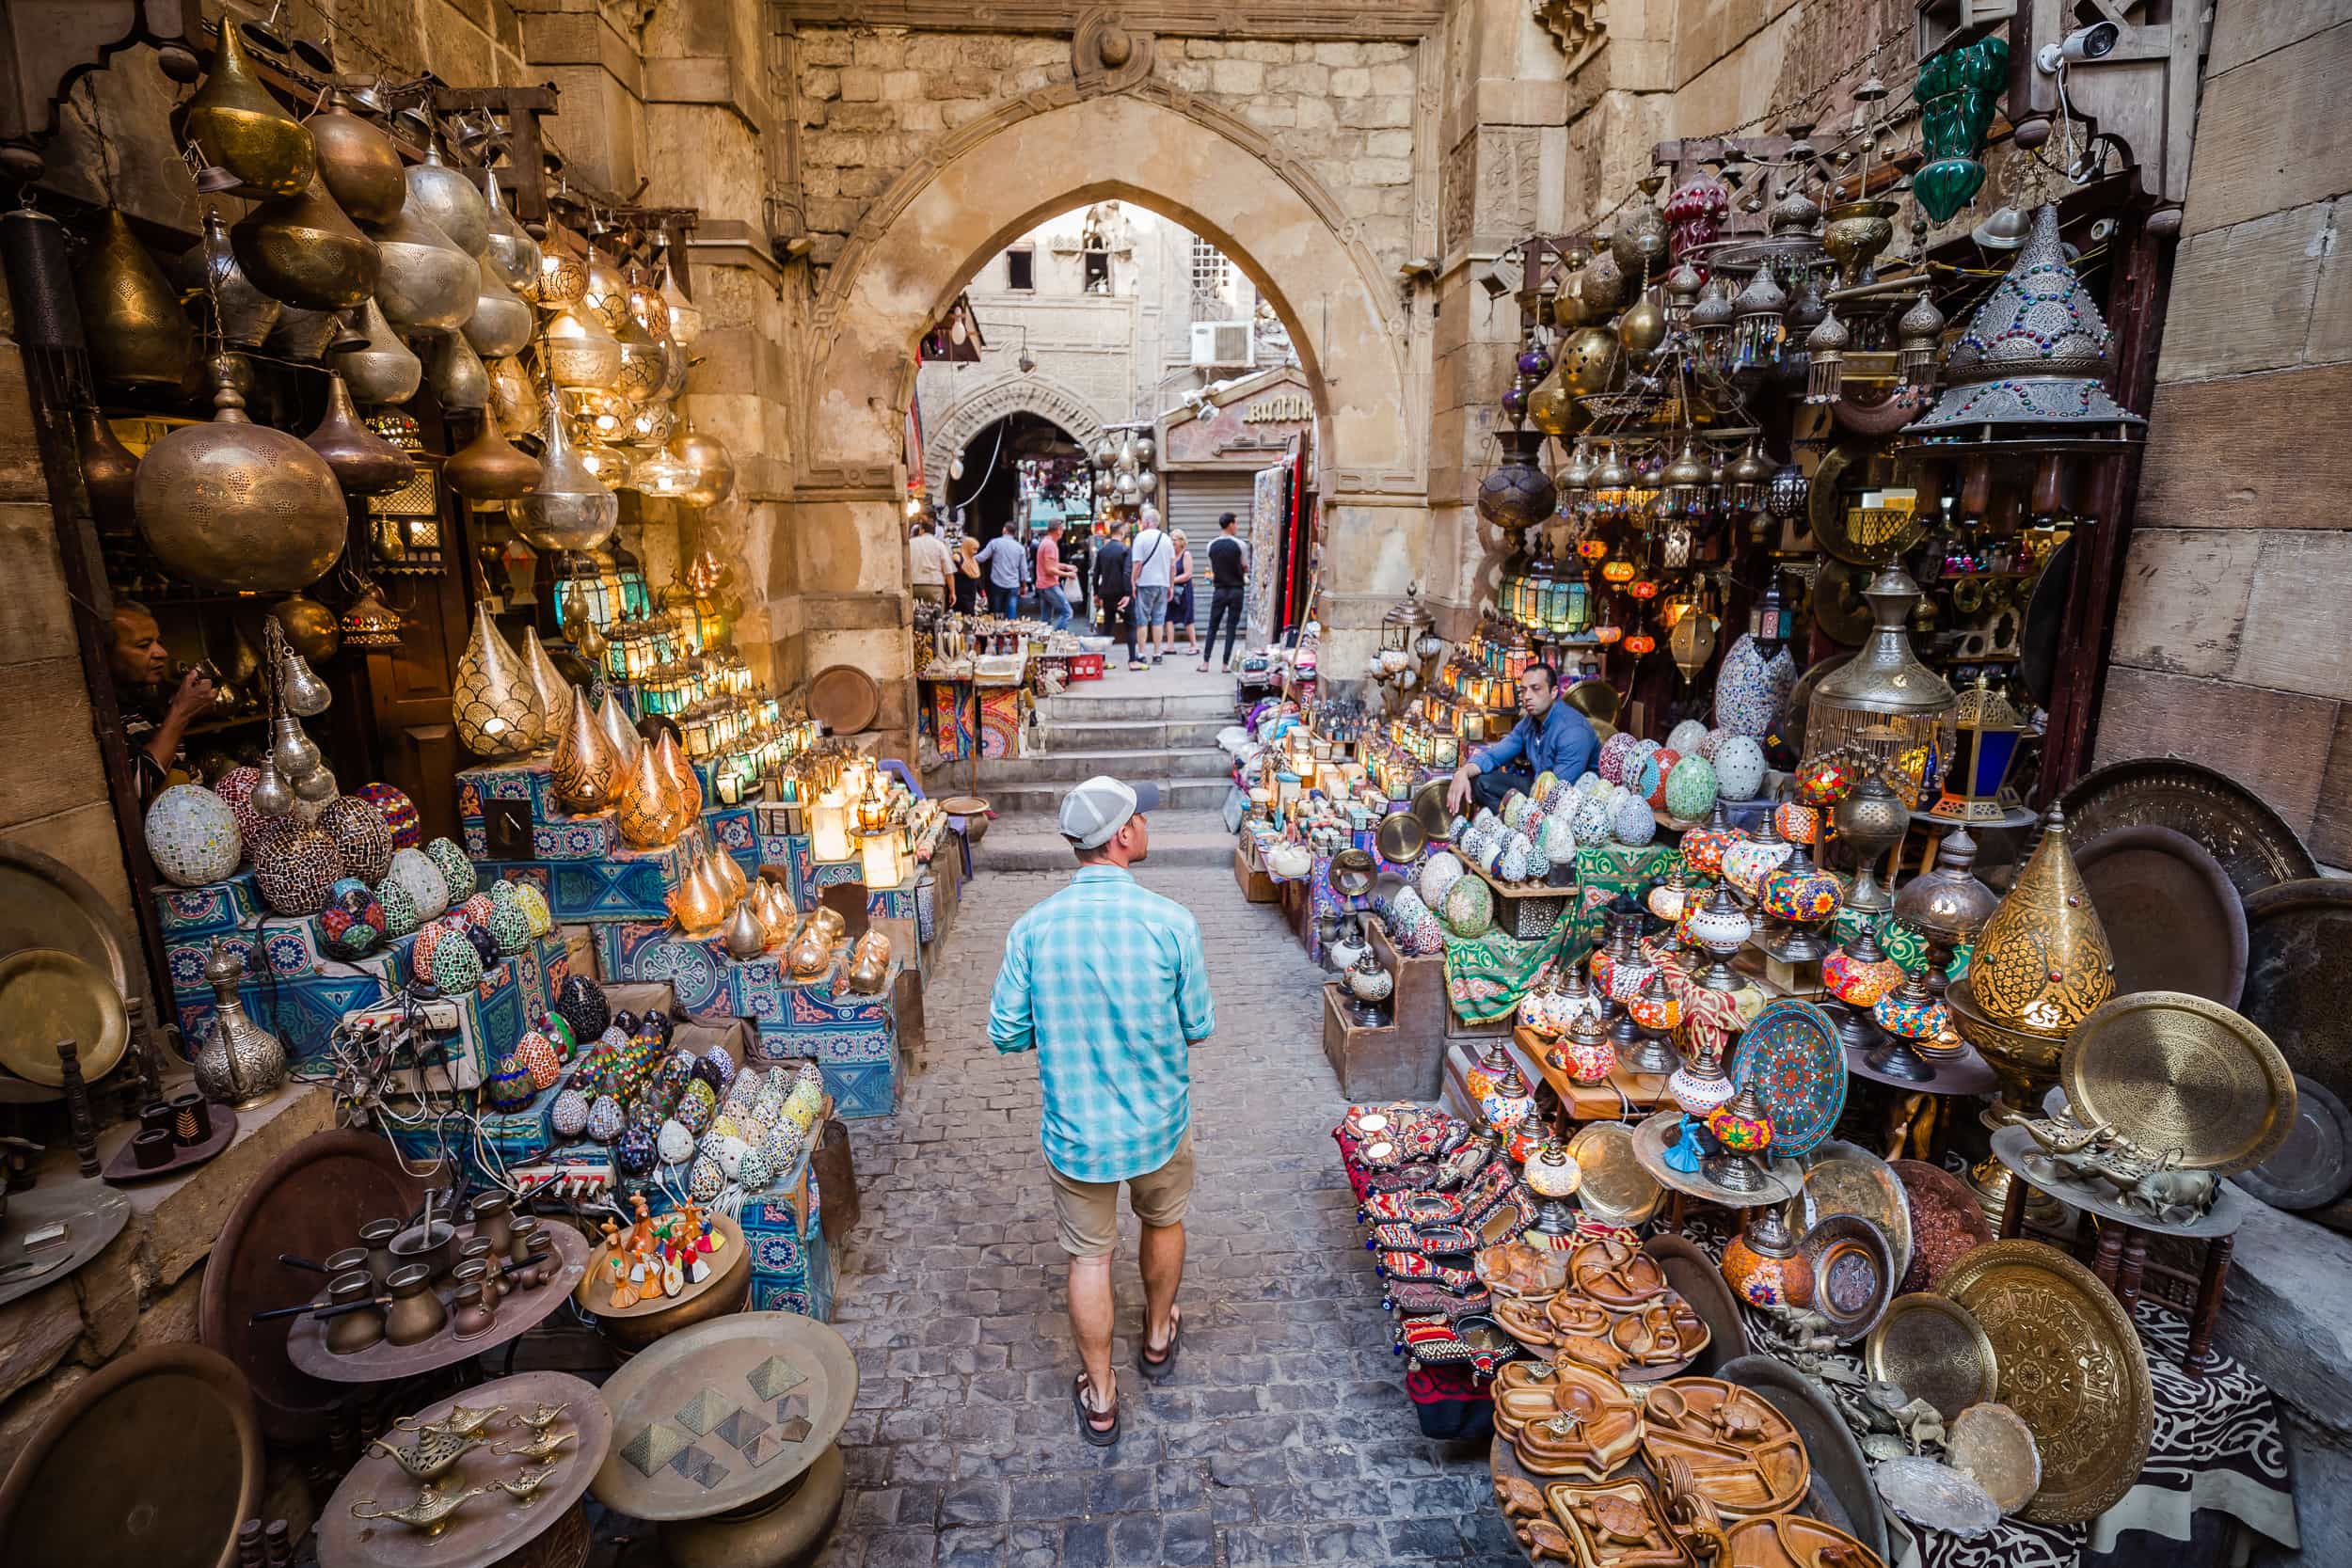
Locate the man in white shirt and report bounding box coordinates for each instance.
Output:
[907,518,951,605]
[1129,504,1174,666]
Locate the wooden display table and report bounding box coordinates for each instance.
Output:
[1516,1026,1671,1121]
[1370,918,1448,1060]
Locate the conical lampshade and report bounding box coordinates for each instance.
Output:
[596,690,644,769]
[1965,804,2114,1037]
[444,414,540,500]
[304,372,414,495]
[517,626,573,745]
[509,393,618,552]
[453,604,548,758]
[616,736,685,847]
[654,729,702,820]
[78,210,197,390]
[183,24,315,198]
[430,329,490,411]
[550,686,622,811]
[231,172,381,312]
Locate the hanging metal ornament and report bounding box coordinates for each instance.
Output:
[278,646,331,717]
[517,626,574,742]
[659,254,703,347]
[541,301,624,390]
[181,22,315,198]
[1616,288,1667,360]
[250,753,294,819]
[671,424,737,508]
[231,172,381,312]
[307,87,405,226]
[133,356,347,593]
[430,329,491,412]
[463,255,535,358]
[613,311,666,402]
[77,210,199,390]
[480,166,541,291]
[509,393,619,552]
[533,218,590,309]
[367,202,476,333]
[177,209,280,348]
[582,247,631,332]
[1895,293,1946,404]
[1670,607,1721,684]
[1610,181,1670,277]
[327,297,422,404]
[405,138,489,258]
[304,372,413,495]
[485,354,538,438]
[1805,308,1850,404]
[453,604,548,758]
[444,413,541,500]
[1731,265,1788,372]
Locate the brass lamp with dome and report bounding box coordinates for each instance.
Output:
[1802,566,1955,808]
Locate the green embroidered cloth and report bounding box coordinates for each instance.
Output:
[1442,922,1573,1023]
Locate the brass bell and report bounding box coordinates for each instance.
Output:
[77,210,197,390]
[231,173,381,312]
[181,24,315,198]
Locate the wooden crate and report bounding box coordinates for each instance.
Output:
[1322,982,1442,1102]
[1233,845,1278,903]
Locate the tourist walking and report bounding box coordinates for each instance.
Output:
[989,775,1214,1445]
[1092,526,1136,668]
[1201,512,1248,671]
[975,521,1025,620]
[1034,518,1077,632]
[907,517,951,606]
[1130,504,1174,666]
[1168,527,1197,655]
[951,533,983,615]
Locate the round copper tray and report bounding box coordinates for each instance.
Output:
[288,1219,590,1381]
[2238,1073,2352,1212]
[1409,779,1453,842]
[576,1214,751,1353]
[1938,1239,2153,1525]
[1800,1139,1912,1289]
[1801,1214,1897,1343]
[1889,1158,1994,1292]
[0,843,138,1101]
[2062,757,2316,903]
[1568,1118,1666,1225]
[0,1343,262,1568]
[1865,1292,1997,1421]
[1376,809,1427,866]
[804,665,881,736]
[0,1177,131,1309]
[2075,824,2248,1008]
[316,1371,612,1568]
[2242,878,2352,1122]
[199,1130,430,1441]
[2061,990,2295,1176]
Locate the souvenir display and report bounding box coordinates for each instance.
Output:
[144,784,242,888]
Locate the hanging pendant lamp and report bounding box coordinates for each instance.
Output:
[182,23,315,198]
[405,138,489,258]
[231,173,380,312]
[444,414,541,500]
[78,210,198,390]
[368,203,477,333]
[327,298,422,404]
[453,604,548,758]
[509,393,619,552]
[304,372,415,495]
[481,166,541,292]
[133,356,347,593]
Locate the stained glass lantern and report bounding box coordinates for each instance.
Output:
[1928,676,2026,823]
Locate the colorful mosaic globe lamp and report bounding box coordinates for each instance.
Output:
[1704,1080,1776,1196]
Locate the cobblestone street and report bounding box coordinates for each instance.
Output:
[817,829,1513,1566]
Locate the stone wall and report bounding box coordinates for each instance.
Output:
[2095,0,2352,869]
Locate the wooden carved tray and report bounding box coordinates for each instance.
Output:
[1638,1379,1811,1519]
[1493,1361,1646,1481]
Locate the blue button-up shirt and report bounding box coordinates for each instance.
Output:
[1472,698,1598,783]
[990,864,1216,1182]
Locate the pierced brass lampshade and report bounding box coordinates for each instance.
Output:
[368,203,477,334]
[78,209,198,390]
[1803,566,1955,808]
[516,626,573,748]
[508,394,619,553]
[1964,805,2112,1039]
[551,686,623,811]
[182,24,315,198]
[615,736,686,847]
[133,357,347,593]
[405,140,489,259]
[453,605,548,758]
[308,91,405,226]
[541,301,624,391]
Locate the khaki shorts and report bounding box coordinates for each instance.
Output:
[1046,1134,1196,1258]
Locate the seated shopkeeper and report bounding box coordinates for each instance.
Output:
[1444,660,1597,816]
[109,601,214,805]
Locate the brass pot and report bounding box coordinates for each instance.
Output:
[367,205,477,334]
[231,174,381,312]
[182,24,314,198]
[468,1191,516,1256]
[304,372,414,495]
[430,329,490,412]
[480,166,540,292]
[134,359,346,593]
[308,95,405,226]
[75,404,139,527]
[405,140,489,259]
[509,396,618,552]
[324,1270,385,1354]
[671,424,737,509]
[327,298,422,405]
[382,1261,446,1346]
[444,414,540,500]
[78,209,197,390]
[462,257,534,359]
[176,210,280,348]
[551,686,623,810]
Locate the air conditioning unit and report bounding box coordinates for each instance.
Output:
[1190,321,1254,369]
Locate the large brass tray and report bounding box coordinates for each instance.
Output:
[1864,1292,1997,1421]
[2061,990,2295,1176]
[1937,1240,2153,1525]
[2061,757,2316,902]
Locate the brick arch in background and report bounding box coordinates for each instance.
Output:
[920,372,1111,499]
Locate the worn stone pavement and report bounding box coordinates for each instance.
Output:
[813,831,1515,1567]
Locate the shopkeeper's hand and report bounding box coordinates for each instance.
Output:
[166,668,216,724]
[1446,763,1476,816]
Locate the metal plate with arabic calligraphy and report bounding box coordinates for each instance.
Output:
[1937,1239,2153,1525]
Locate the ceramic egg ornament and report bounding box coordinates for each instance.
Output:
[510,879,553,937]
[1611,793,1659,847]
[422,835,476,904]
[1597,731,1640,785]
[1666,719,1709,755]
[1715,735,1769,801]
[386,847,451,921]
[585,1093,624,1142]
[146,784,244,887]
[430,926,485,992]
[1417,850,1466,911]
[373,871,420,938]
[315,877,386,958]
[484,1053,535,1111]
[254,824,342,915]
[550,1086,591,1138]
[1571,793,1614,846]
[212,767,266,860]
[554,974,611,1042]
[319,794,394,884]
[515,1027,563,1088]
[1441,874,1495,938]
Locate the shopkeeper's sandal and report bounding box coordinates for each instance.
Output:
[1136,1306,1182,1381]
[1073,1370,1120,1446]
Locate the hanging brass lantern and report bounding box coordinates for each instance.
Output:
[134,357,346,593]
[510,394,619,552]
[542,301,624,390]
[265,305,342,361]
[177,209,281,349]
[614,312,666,402]
[1616,287,1667,359]
[1558,325,1620,399]
[534,219,590,309]
[582,247,632,332]
[368,204,476,333]
[429,330,490,412]
[671,424,737,509]
[230,173,380,312]
[339,584,405,648]
[327,298,422,404]
[304,372,415,495]
[1610,183,1670,278]
[551,686,623,810]
[517,626,573,743]
[405,140,489,259]
[485,355,537,439]
[1802,566,1956,806]
[615,736,685,847]
[463,257,534,358]
[444,414,541,500]
[78,210,197,390]
[452,604,548,758]
[75,404,139,527]
[182,24,315,198]
[658,255,703,347]
[307,90,405,226]
[271,594,341,662]
[480,166,540,292]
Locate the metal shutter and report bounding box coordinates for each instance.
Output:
[1163,471,1258,627]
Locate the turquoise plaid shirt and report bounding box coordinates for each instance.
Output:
[989,864,1215,1183]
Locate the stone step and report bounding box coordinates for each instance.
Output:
[973,775,1233,816]
[975,807,1236,871]
[975,746,1230,786]
[1038,688,1238,723]
[1038,716,1231,752]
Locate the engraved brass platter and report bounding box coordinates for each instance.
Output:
[1864,1292,1996,1421]
[0,948,129,1085]
[1937,1240,2153,1525]
[1567,1119,1664,1227]
[2062,757,2316,903]
[2061,990,2296,1176]
[1800,1139,1913,1288]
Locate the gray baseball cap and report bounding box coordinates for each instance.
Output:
[1058,775,1161,848]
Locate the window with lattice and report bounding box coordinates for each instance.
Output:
[1190,237,1232,308]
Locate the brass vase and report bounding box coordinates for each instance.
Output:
[368,204,476,334]
[616,737,685,847]
[672,424,737,508]
[134,357,346,593]
[443,415,540,500]
[231,174,381,311]
[480,166,540,292]
[654,729,702,819]
[75,405,139,527]
[453,604,548,758]
[308,92,405,226]
[328,298,421,404]
[182,24,314,198]
[551,687,623,811]
[177,210,280,348]
[509,395,618,552]
[463,257,534,359]
[430,329,490,412]
[405,140,489,259]
[304,372,414,496]
[78,210,197,390]
[542,301,624,391]
[517,626,572,744]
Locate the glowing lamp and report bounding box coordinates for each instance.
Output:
[860,830,904,890]
[812,788,853,862]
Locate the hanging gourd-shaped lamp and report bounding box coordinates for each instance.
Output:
[510,393,619,552]
[659,252,703,347]
[307,87,405,225]
[405,138,489,258]
[464,256,535,359]
[78,210,198,390]
[444,413,541,500]
[614,310,666,402]
[1617,285,1667,360]
[230,173,380,312]
[672,424,737,508]
[480,166,541,292]
[542,300,624,391]
[368,202,476,334]
[182,23,315,198]
[134,356,347,592]
[453,604,548,758]
[328,298,422,404]
[534,218,590,309]
[430,329,490,412]
[77,405,140,528]
[517,626,573,746]
[486,355,538,439]
[179,209,280,349]
[304,372,414,495]
[551,686,623,811]
[582,247,632,332]
[615,736,685,847]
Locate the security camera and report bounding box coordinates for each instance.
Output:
[2037,22,2121,73]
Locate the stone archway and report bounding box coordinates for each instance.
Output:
[779,84,1431,704]
[922,372,1109,498]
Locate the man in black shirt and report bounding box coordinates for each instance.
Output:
[1200,513,1248,672]
[1091,526,1136,668]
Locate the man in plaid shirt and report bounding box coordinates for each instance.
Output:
[990,775,1215,1445]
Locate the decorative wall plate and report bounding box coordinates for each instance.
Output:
[1888,1159,1994,1292]
[2062,758,2316,902]
[1937,1240,2153,1524]
[804,665,881,736]
[0,844,137,1076]
[2235,1073,2352,1212]
[1810,558,1876,646]
[2074,824,2248,1008]
[2062,990,2295,1175]
[1732,1001,1849,1159]
[1865,1292,1997,1420]
[2241,879,2352,1126]
[1800,1140,1913,1289]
